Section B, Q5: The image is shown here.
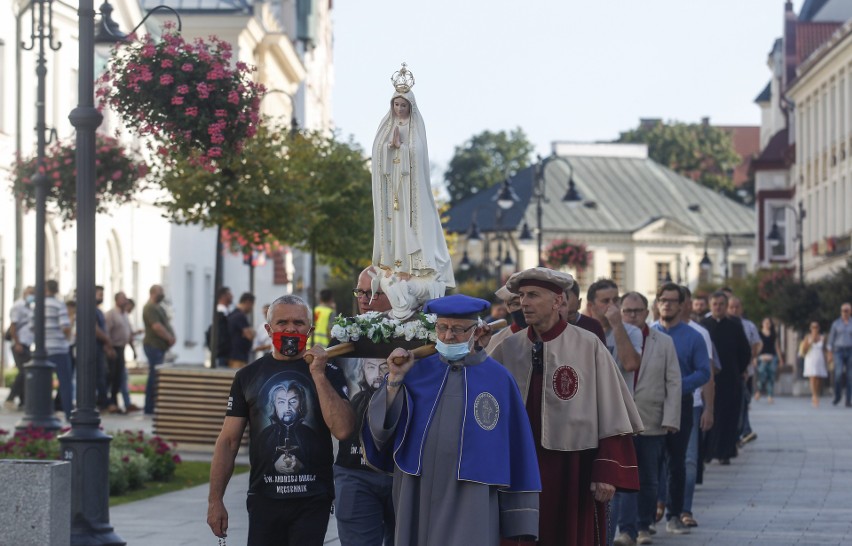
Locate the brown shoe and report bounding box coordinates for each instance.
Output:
[681,513,698,527]
[125,404,141,413]
[107,404,121,414]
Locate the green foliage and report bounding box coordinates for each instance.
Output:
[156,123,292,254]
[452,276,500,301]
[111,430,180,481]
[156,125,373,278]
[109,449,151,496]
[0,426,61,459]
[618,120,742,200]
[0,427,181,498]
[279,131,374,277]
[717,259,852,333]
[444,128,534,204]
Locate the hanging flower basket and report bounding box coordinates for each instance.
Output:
[11,134,148,223]
[543,239,591,271]
[96,23,265,167]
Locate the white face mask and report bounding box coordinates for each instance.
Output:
[435,325,477,361]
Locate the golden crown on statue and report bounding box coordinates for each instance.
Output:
[391,62,415,93]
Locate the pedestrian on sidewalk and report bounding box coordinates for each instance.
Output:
[652,283,710,536]
[105,291,138,413]
[227,292,256,369]
[701,292,751,465]
[332,267,395,546]
[142,285,175,415]
[801,321,829,407]
[45,280,74,421]
[756,318,783,403]
[828,302,852,407]
[207,295,354,546]
[613,290,681,546]
[5,286,34,409]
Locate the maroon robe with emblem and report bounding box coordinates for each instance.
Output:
[493,321,642,546]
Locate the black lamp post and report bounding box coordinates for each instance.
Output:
[16,0,64,433]
[526,154,582,267]
[767,201,806,284]
[699,234,732,282]
[58,2,180,544]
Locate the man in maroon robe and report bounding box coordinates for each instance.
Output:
[490,268,643,546]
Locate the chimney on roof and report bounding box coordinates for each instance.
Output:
[701,116,710,126]
[639,118,662,129]
[783,0,797,92]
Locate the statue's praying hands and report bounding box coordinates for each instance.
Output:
[390,125,402,149]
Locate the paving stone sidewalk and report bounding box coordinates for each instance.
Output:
[2,390,850,545]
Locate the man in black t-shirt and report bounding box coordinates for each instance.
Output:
[208,295,355,546]
[228,292,256,368]
[332,266,397,545]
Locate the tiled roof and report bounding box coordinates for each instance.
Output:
[140,0,252,14]
[796,22,843,64]
[799,0,831,21]
[751,129,791,171]
[716,126,760,187]
[754,82,771,103]
[443,155,754,238]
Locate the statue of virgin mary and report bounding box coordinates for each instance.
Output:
[371,64,455,316]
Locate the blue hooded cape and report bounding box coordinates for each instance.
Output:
[362,352,541,492]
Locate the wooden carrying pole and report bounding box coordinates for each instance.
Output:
[304,319,508,364]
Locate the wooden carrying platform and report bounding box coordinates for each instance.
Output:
[153,365,249,451]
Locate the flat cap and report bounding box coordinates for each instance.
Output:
[494,285,514,301]
[506,267,574,295]
[423,294,490,320]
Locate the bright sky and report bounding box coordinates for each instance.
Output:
[332,0,800,181]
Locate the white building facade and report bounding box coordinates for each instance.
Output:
[0,0,334,368]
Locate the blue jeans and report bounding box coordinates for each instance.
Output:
[683,405,703,515]
[665,395,693,520]
[608,491,635,544]
[333,465,395,546]
[833,347,852,404]
[143,345,166,415]
[756,356,778,397]
[47,352,74,420]
[634,435,666,533]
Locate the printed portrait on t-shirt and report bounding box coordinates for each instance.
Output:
[257,373,322,475]
[335,357,389,467]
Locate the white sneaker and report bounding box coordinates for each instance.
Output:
[613,532,636,546]
[637,530,652,544]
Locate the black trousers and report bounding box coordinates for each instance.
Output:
[665,394,694,520]
[246,494,332,546]
[8,345,31,403]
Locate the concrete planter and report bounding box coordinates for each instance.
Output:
[0,459,70,546]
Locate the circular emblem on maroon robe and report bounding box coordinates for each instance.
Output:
[474,392,500,431]
[552,366,579,400]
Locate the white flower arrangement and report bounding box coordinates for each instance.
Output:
[331,311,437,344]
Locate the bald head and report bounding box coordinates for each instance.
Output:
[727,296,744,318]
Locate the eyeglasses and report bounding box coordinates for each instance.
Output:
[622,308,646,316]
[353,289,384,299]
[657,298,680,305]
[435,323,477,336]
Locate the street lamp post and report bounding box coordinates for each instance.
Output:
[767,201,806,284]
[55,0,127,541]
[17,0,63,432]
[699,234,732,282]
[58,3,180,543]
[520,154,582,266]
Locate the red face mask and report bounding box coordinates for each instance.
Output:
[272,331,309,357]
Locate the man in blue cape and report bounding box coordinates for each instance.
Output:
[362,294,541,545]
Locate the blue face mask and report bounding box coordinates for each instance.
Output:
[25,295,35,305]
[435,330,476,361]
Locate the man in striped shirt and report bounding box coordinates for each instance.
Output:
[45,279,73,420]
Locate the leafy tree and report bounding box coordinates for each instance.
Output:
[617,120,742,200]
[155,124,373,277]
[444,128,534,204]
[281,131,374,278]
